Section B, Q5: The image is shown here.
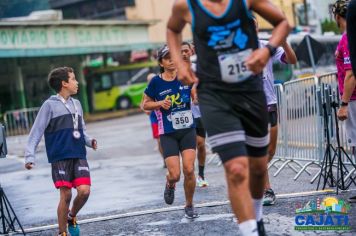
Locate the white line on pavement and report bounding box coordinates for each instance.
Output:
[17,189,339,234]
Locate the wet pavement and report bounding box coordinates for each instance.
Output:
[1,113,355,235]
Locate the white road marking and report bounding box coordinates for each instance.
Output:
[20,189,338,234]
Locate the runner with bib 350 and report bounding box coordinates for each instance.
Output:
[142,45,198,219]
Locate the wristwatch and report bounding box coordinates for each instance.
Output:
[265,43,277,56]
[341,101,349,107]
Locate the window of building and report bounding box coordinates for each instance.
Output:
[114,0,135,8]
[79,1,95,18]
[96,0,114,13]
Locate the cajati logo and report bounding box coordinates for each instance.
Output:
[294,197,351,231]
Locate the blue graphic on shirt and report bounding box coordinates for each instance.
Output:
[144,75,194,134]
[207,19,248,50]
[208,30,231,47]
[234,28,248,49]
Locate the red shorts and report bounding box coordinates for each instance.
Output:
[151,123,159,139]
[51,158,91,189]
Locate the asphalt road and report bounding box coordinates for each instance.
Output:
[1,113,355,235]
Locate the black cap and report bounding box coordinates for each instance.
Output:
[157,45,170,60]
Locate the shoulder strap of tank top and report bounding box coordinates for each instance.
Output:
[187,0,198,29]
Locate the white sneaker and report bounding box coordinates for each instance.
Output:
[196,176,209,187]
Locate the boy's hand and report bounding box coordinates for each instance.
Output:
[25,163,34,170]
[92,139,98,150]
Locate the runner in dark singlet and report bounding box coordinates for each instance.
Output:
[167,1,290,235]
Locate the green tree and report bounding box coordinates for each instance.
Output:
[321,19,341,34]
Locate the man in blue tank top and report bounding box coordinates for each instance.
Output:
[167,1,290,235]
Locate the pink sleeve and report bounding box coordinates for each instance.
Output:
[342,35,352,71]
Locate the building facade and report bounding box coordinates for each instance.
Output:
[0,20,153,113]
[49,0,135,20]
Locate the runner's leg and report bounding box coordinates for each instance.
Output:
[179,129,197,206]
[70,185,90,217]
[265,125,278,189]
[58,187,72,233]
[197,135,206,178]
[161,133,181,204]
[198,89,257,228]
[224,157,255,221]
[70,159,91,217]
[165,156,181,185]
[182,149,196,207]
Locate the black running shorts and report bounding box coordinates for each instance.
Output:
[195,118,206,138]
[268,111,278,127]
[51,158,91,189]
[198,85,269,163]
[160,128,197,158]
[268,104,278,127]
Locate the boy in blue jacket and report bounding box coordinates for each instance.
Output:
[25,67,97,236]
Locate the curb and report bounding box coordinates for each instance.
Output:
[84,108,142,123]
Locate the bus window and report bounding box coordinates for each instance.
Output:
[85,61,160,111]
[94,76,101,92]
[130,68,150,84]
[101,74,112,90]
[113,71,130,86]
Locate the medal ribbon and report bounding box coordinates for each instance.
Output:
[57,95,79,131]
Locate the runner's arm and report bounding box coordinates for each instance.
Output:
[249,0,290,48]
[281,42,297,64]
[24,102,51,165]
[167,0,196,85]
[140,94,151,115]
[341,70,356,104]
[337,70,355,121]
[191,85,198,104]
[78,102,95,148]
[167,0,189,72]
[142,94,164,111]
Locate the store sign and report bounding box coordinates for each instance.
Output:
[0,25,148,49]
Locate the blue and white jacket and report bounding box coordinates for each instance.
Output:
[25,95,93,164]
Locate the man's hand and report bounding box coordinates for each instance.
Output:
[245,47,270,74]
[192,94,199,105]
[337,106,348,121]
[92,139,98,150]
[177,63,197,86]
[160,98,172,110]
[25,163,34,170]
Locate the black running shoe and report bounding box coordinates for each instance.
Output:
[263,188,276,206]
[164,182,175,205]
[348,195,356,203]
[184,205,199,219]
[257,219,266,236]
